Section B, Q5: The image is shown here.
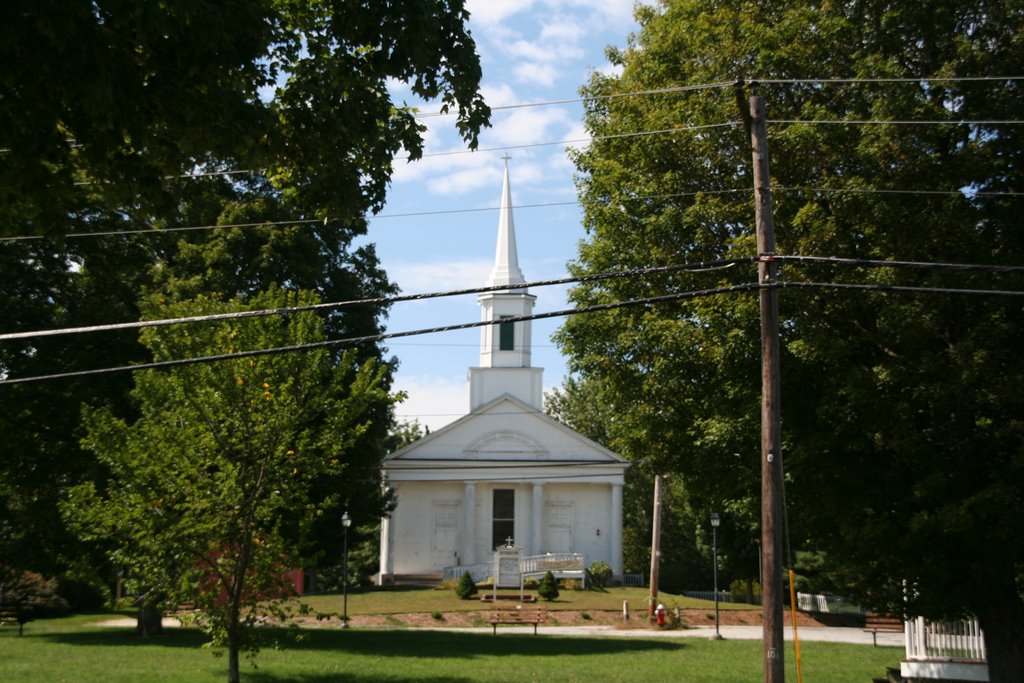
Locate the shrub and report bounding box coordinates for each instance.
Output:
[57,576,107,611]
[2,571,70,617]
[729,579,761,605]
[455,571,478,600]
[587,561,612,589]
[537,571,559,601]
[431,610,445,621]
[562,579,583,591]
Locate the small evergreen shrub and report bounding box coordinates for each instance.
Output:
[537,571,559,601]
[587,561,613,589]
[455,571,478,600]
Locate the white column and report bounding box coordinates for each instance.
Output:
[611,483,624,576]
[463,482,476,565]
[531,483,544,555]
[378,514,392,586]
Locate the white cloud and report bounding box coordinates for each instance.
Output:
[480,83,521,108]
[507,39,553,62]
[465,0,535,26]
[427,165,503,196]
[388,259,492,293]
[544,0,637,26]
[514,62,559,88]
[539,18,586,44]
[393,374,468,432]
[491,106,575,147]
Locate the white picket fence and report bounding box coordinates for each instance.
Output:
[905,617,986,661]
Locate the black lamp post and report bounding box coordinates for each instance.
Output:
[341,511,351,628]
[710,512,724,640]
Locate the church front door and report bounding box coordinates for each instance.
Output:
[431,502,459,571]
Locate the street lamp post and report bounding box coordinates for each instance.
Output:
[341,511,351,628]
[711,513,724,640]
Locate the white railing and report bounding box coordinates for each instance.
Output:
[442,562,491,583]
[684,590,734,603]
[442,553,586,584]
[520,553,585,577]
[796,592,862,615]
[906,617,987,661]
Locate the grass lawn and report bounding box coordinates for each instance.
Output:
[296,586,757,618]
[1,608,902,683]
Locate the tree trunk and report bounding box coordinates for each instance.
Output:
[228,632,240,683]
[974,579,1024,683]
[135,603,164,636]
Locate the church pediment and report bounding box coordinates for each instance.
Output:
[463,430,549,460]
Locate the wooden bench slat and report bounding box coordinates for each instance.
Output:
[863,612,903,646]
[0,605,32,636]
[486,605,548,635]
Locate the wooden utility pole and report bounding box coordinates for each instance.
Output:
[648,473,664,618]
[750,92,785,682]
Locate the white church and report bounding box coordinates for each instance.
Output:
[378,162,629,585]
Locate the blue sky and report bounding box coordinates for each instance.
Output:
[361,2,641,431]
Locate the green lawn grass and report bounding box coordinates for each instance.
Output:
[1,611,901,683]
[297,586,754,617]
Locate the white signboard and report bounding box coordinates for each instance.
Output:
[494,547,522,589]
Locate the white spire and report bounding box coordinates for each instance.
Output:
[487,155,526,287]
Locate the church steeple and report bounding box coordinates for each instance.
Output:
[468,159,543,412]
[488,155,525,288]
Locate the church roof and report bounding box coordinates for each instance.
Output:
[384,393,628,466]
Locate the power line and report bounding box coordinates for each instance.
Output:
[775,280,1024,298]
[753,76,1024,85]
[4,273,1023,386]
[17,177,1024,244]
[769,119,1022,126]
[3,253,1020,344]
[0,217,326,243]
[775,186,1023,198]
[410,76,1024,119]
[411,82,737,118]
[394,122,737,160]
[0,282,762,385]
[0,258,748,342]
[773,255,1024,274]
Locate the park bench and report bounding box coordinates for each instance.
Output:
[486,604,547,635]
[864,612,903,646]
[0,604,32,636]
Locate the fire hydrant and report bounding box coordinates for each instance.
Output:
[656,603,666,626]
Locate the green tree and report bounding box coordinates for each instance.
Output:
[1,0,489,592]
[0,0,489,235]
[557,1,1024,678]
[455,571,478,600]
[537,570,559,602]
[65,288,395,683]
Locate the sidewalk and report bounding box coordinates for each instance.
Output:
[425,623,905,646]
[97,617,905,647]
